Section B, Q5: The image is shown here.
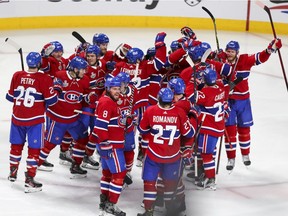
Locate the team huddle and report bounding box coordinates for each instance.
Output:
[6,26,282,216]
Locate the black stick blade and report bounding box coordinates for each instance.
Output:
[202,6,215,22]
[72,31,86,44]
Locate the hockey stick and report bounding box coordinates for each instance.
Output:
[5,38,24,71]
[72,31,87,44]
[216,136,223,175]
[193,113,206,179]
[202,7,220,52]
[256,1,288,92]
[74,109,94,117]
[111,43,123,62]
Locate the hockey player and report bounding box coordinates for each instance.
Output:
[39,40,69,171]
[137,88,195,216]
[59,44,103,169]
[220,39,282,171]
[89,76,126,216]
[194,68,229,190]
[38,56,96,178]
[6,52,58,192]
[40,41,69,79]
[116,71,138,188]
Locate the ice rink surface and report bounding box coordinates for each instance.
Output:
[0,27,288,216]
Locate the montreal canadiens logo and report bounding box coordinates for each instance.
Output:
[64,90,81,104]
[117,108,128,128]
[95,77,105,89]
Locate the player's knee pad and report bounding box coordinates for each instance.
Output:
[75,137,89,149]
[10,144,24,154]
[201,153,213,164]
[144,180,157,191]
[238,126,250,141]
[112,171,126,185]
[44,140,57,152]
[28,148,40,158]
[225,125,237,141]
[102,169,112,179]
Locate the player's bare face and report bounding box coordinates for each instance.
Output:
[120,82,127,94]
[109,86,121,100]
[226,49,237,63]
[51,51,63,61]
[86,53,97,66]
[99,43,108,55]
[77,68,86,78]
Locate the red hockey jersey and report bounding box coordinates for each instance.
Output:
[91,95,125,148]
[6,70,58,126]
[138,104,195,163]
[227,50,270,100]
[196,81,229,137]
[47,70,90,123]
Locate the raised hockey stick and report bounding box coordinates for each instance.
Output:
[5,38,24,71]
[74,109,94,117]
[111,43,123,62]
[72,31,87,44]
[256,1,288,92]
[202,6,220,52]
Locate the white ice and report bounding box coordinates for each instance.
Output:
[0,28,288,216]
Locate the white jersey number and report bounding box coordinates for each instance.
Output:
[152,124,177,146]
[15,86,36,108]
[214,102,223,122]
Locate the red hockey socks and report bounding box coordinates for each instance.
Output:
[39,141,56,166]
[27,148,40,177]
[225,125,237,159]
[238,127,250,155]
[9,144,24,170]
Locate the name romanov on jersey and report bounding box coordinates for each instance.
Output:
[153,116,177,124]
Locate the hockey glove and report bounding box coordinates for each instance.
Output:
[155,32,166,48]
[53,78,63,94]
[106,61,116,71]
[180,146,193,158]
[98,141,113,159]
[85,91,98,105]
[75,42,91,55]
[188,104,201,119]
[223,101,231,119]
[41,43,55,57]
[180,26,197,40]
[267,38,282,54]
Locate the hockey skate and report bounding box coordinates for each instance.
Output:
[8,166,18,182]
[136,149,144,167]
[99,194,107,216]
[38,159,54,172]
[186,170,195,182]
[70,162,87,179]
[196,177,216,191]
[153,194,166,214]
[59,150,73,166]
[242,155,251,166]
[81,155,100,170]
[104,201,126,216]
[226,158,235,173]
[137,209,153,216]
[123,172,133,190]
[24,172,42,193]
